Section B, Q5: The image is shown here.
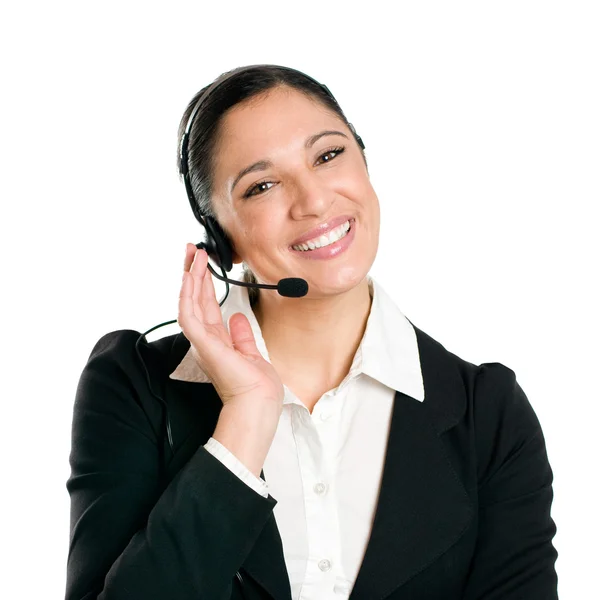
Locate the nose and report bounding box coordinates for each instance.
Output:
[288,171,335,220]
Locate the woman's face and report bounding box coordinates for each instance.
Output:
[210,85,380,297]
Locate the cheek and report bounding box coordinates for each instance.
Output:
[248,208,288,238]
[350,182,378,218]
[239,219,279,251]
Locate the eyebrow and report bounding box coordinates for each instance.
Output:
[230,129,349,194]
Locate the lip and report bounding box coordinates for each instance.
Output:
[289,214,354,247]
[289,218,356,260]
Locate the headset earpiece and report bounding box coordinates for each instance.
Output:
[197,215,233,272]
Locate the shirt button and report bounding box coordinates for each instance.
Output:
[334,581,351,594]
[318,559,332,572]
[320,411,331,421]
[313,482,327,495]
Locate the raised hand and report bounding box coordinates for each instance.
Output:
[178,244,285,415]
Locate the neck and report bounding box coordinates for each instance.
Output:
[252,277,373,385]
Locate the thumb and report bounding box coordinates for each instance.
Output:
[228,313,261,359]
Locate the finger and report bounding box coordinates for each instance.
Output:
[183,243,196,272]
[178,267,196,327]
[179,245,199,329]
[179,248,207,328]
[229,313,261,358]
[200,266,224,325]
[190,248,208,321]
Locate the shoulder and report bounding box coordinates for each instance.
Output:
[471,361,545,466]
[79,330,153,399]
[76,329,185,433]
[79,330,146,391]
[412,320,529,406]
[85,329,144,363]
[411,322,542,440]
[84,328,185,380]
[411,322,549,490]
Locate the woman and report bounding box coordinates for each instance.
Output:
[65,64,559,599]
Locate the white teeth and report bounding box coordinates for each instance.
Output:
[292,220,351,251]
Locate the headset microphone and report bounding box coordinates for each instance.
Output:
[197,241,308,298]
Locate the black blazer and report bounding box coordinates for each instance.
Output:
[65,324,559,600]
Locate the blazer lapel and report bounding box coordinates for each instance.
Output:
[238,324,474,600]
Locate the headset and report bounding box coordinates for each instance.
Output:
[134,64,365,458]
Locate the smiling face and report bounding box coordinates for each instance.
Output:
[210,84,380,298]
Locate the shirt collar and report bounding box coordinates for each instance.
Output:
[169,274,424,403]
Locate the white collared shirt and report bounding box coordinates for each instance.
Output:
[169,274,424,599]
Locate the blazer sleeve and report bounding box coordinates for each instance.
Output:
[461,362,559,599]
[204,437,270,498]
[65,330,278,600]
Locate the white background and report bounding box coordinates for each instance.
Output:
[1,1,598,598]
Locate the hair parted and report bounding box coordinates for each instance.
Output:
[176,64,367,307]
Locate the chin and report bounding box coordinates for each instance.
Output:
[305,265,371,296]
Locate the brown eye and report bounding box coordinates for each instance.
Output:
[244,180,274,198]
[316,146,345,165]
